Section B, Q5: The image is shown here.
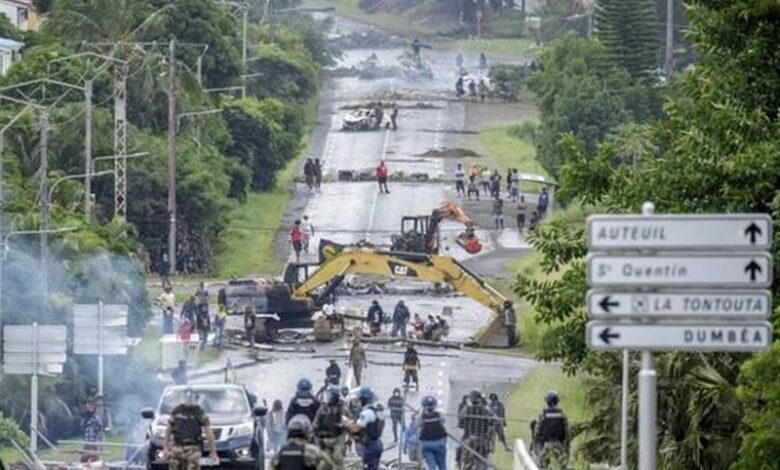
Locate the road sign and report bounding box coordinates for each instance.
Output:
[2,324,67,375]
[587,321,772,352]
[587,253,772,288]
[587,214,772,250]
[587,290,772,318]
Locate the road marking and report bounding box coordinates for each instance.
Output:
[364,129,393,240]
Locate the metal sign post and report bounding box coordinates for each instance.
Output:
[3,323,67,452]
[584,202,773,470]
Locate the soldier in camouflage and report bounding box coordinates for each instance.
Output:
[163,389,217,470]
[270,415,334,470]
[312,386,351,467]
[458,390,496,470]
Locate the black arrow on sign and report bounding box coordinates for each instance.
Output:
[745,260,762,281]
[598,296,620,313]
[599,327,620,345]
[745,223,762,244]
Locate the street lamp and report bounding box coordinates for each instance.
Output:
[87,151,150,216]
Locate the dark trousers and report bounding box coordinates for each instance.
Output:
[362,439,383,470]
[378,178,389,193]
[506,325,517,347]
[455,180,465,195]
[390,415,405,441]
[404,369,419,388]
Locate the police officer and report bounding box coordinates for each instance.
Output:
[403,344,421,390]
[458,390,495,470]
[163,388,217,470]
[345,387,385,470]
[488,393,511,451]
[270,415,334,470]
[419,396,448,470]
[531,390,570,468]
[312,386,350,467]
[325,360,341,386]
[286,379,321,425]
[387,388,405,442]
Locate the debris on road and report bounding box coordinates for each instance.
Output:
[418,148,482,159]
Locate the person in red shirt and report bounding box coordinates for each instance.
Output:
[178,317,193,342]
[376,160,390,194]
[290,219,304,262]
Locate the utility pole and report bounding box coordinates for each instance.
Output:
[664,0,674,76]
[114,63,128,219]
[268,0,276,44]
[167,38,177,277]
[39,111,49,307]
[242,1,249,61]
[84,79,93,220]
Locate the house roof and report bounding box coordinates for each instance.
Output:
[0,37,24,52]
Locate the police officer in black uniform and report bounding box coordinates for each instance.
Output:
[286,379,321,425]
[270,416,334,470]
[531,390,570,467]
[419,396,448,469]
[325,360,341,386]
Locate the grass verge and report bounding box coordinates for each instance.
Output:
[492,364,590,469]
[214,99,319,278]
[1,434,128,466]
[447,37,537,58]
[478,124,546,176]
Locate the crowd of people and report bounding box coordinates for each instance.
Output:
[361,298,451,342]
[454,162,549,233]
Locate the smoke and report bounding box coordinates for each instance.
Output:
[0,236,162,444]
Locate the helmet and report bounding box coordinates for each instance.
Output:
[297,379,312,392]
[287,415,312,438]
[182,387,197,404]
[358,387,376,405]
[544,390,559,407]
[327,385,341,403]
[468,389,483,404]
[422,396,437,409]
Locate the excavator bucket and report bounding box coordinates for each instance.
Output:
[456,233,482,254]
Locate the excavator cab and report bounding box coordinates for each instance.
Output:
[393,215,437,253]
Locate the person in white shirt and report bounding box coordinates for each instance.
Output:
[302,215,315,252]
[454,164,466,197]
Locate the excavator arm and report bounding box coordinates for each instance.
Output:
[292,249,506,315]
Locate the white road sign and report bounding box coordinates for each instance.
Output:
[2,325,67,375]
[587,290,772,318]
[587,321,772,352]
[587,253,772,288]
[587,214,772,250]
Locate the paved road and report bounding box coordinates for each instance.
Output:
[192,18,539,466]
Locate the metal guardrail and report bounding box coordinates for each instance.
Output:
[513,439,539,470]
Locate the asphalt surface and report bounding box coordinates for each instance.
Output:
[189,16,541,467]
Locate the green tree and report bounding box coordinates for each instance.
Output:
[595,0,660,80]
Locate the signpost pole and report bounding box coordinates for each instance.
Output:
[30,322,38,452]
[621,350,629,470]
[638,201,657,470]
[98,301,104,396]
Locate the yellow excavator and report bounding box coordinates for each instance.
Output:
[282,246,507,342]
[391,202,482,255]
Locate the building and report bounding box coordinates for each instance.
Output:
[0,0,39,31]
[0,37,23,76]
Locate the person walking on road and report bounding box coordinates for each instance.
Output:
[314,159,323,190]
[266,399,287,454]
[290,220,304,262]
[489,170,501,199]
[302,215,315,253]
[389,104,399,130]
[163,388,218,470]
[479,52,488,72]
[374,102,384,129]
[480,167,490,194]
[387,388,405,443]
[467,175,480,201]
[157,284,176,335]
[403,344,421,390]
[454,163,466,197]
[325,359,341,386]
[348,338,367,386]
[195,282,209,316]
[304,158,315,191]
[376,161,390,194]
[503,300,518,347]
[212,303,227,348]
[488,393,511,451]
[493,197,505,229]
[391,300,410,337]
[180,295,196,324]
[346,387,386,470]
[195,307,210,351]
[419,396,448,470]
[243,306,256,349]
[537,186,550,218]
[516,195,527,233]
[367,300,385,337]
[270,416,335,470]
[509,169,520,202]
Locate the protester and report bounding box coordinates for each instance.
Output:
[213,303,227,348]
[454,163,466,197]
[490,170,501,199]
[391,300,410,337]
[157,284,176,335]
[376,160,390,194]
[489,393,511,451]
[314,158,323,190]
[493,197,505,229]
[480,167,491,194]
[179,295,196,324]
[266,399,287,454]
[411,313,426,338]
[389,104,399,130]
[403,345,421,391]
[479,52,488,71]
[374,102,384,129]
[304,158,315,191]
[387,389,405,442]
[510,169,520,202]
[195,282,209,316]
[529,210,541,230]
[503,300,518,347]
[195,306,210,351]
[367,300,384,337]
[290,220,304,262]
[244,306,256,348]
[80,399,103,463]
[348,338,367,386]
[178,317,193,342]
[302,215,315,253]
[538,186,550,218]
[516,195,527,233]
[467,175,480,201]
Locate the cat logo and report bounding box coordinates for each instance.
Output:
[388,261,418,278]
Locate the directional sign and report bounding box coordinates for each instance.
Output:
[587,214,772,250]
[587,290,772,318]
[587,253,772,288]
[587,321,772,352]
[73,303,130,356]
[2,325,67,375]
